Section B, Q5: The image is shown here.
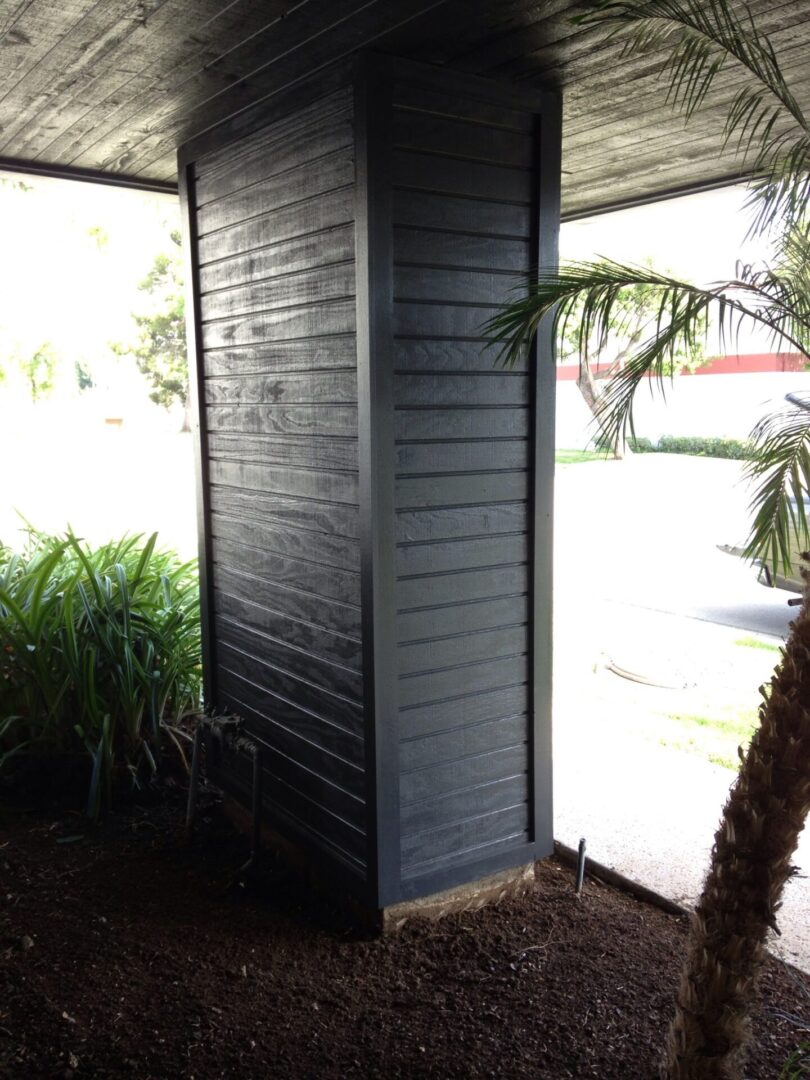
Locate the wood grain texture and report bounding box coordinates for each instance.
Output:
[396,502,527,543]
[211,535,360,606]
[400,713,528,771]
[214,565,362,640]
[199,226,355,296]
[195,92,354,204]
[206,403,359,439]
[395,471,529,508]
[214,616,363,703]
[208,459,359,505]
[396,439,528,474]
[208,486,360,539]
[400,683,529,741]
[393,407,529,441]
[389,76,540,884]
[392,107,534,165]
[217,674,365,779]
[217,639,363,737]
[393,190,530,238]
[397,594,529,642]
[200,263,355,322]
[401,774,529,836]
[197,150,355,237]
[401,804,529,871]
[215,584,362,665]
[393,227,530,274]
[394,372,529,406]
[396,534,529,576]
[211,511,361,572]
[400,741,527,803]
[393,149,531,203]
[399,653,528,709]
[201,333,356,377]
[208,432,358,473]
[197,188,354,264]
[398,623,528,674]
[178,53,558,904]
[186,74,370,885]
[201,297,357,351]
[204,371,357,406]
[392,79,536,130]
[3,0,810,216]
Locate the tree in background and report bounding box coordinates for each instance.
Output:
[18,343,57,404]
[113,229,189,430]
[560,262,706,457]
[489,1,810,1077]
[74,359,94,392]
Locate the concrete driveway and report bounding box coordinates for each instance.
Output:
[552,454,810,971]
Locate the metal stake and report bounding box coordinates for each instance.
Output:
[185,724,204,832]
[575,837,587,895]
[249,748,265,872]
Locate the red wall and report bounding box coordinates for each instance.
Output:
[556,352,806,380]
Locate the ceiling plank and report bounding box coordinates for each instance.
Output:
[0,0,174,156]
[73,0,449,176]
[12,0,291,164]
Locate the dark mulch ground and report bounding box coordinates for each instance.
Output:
[1,788,808,1080]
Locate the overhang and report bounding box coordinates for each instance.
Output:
[0,0,804,215]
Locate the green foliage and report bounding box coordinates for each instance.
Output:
[575,0,810,237]
[489,0,810,573]
[781,1044,810,1079]
[0,529,201,817]
[87,225,109,251]
[558,262,708,373]
[18,342,57,403]
[630,435,753,459]
[743,399,810,574]
[555,449,607,464]
[488,259,810,450]
[734,635,780,652]
[74,359,94,392]
[113,229,188,420]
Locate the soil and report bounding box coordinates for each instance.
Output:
[1,787,808,1080]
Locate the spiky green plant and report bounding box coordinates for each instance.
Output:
[489,2,810,1077]
[0,529,201,817]
[488,0,810,577]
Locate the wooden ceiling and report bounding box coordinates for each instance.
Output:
[0,0,805,215]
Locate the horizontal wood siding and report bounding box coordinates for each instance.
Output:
[191,85,366,878]
[390,78,536,882]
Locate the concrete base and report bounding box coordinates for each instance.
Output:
[380,863,536,932]
[220,793,536,931]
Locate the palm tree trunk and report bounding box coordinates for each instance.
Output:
[576,361,628,460]
[663,575,810,1079]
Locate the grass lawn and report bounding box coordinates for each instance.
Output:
[657,707,760,770]
[655,636,780,770]
[555,448,607,465]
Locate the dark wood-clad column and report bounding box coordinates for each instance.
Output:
[179,53,561,910]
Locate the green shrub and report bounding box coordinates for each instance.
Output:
[629,435,753,459]
[628,436,655,453]
[0,529,201,817]
[781,1042,810,1078]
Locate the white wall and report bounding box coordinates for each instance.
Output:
[556,371,810,448]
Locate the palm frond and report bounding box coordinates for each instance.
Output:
[743,404,810,571]
[574,0,810,234]
[485,258,810,449]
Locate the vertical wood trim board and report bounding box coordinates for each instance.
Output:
[178,163,218,709]
[355,57,402,908]
[531,90,562,856]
